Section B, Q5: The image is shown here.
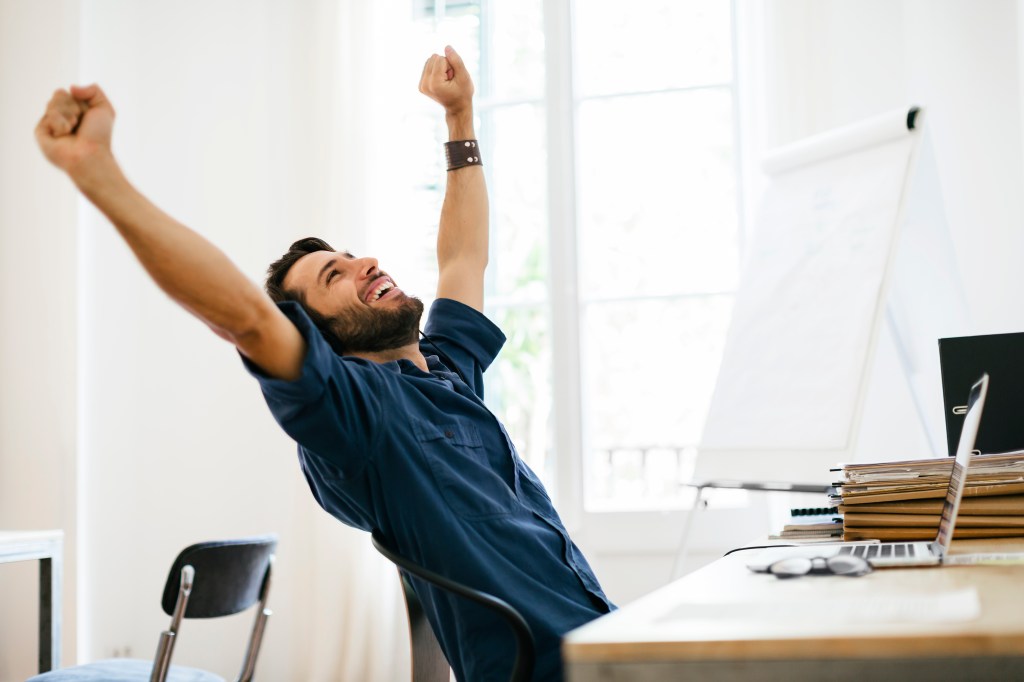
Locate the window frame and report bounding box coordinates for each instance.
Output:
[467,0,755,551]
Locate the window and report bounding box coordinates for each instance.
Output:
[404,0,740,516]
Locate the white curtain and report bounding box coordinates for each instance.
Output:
[295,6,415,679]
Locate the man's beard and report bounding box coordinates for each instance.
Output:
[320,294,424,354]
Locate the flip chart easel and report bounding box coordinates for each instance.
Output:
[695,107,925,486]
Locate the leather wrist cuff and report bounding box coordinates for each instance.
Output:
[445,139,482,171]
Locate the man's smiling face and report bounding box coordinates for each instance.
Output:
[282,249,424,354]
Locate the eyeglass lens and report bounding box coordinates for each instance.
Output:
[769,554,872,578]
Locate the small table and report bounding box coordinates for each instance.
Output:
[565,537,1024,681]
[0,530,63,673]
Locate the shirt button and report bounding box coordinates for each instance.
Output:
[444,430,455,438]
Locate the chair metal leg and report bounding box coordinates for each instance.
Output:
[236,608,271,682]
[150,632,176,682]
[236,557,274,682]
[151,565,194,682]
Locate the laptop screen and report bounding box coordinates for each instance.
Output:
[934,374,990,552]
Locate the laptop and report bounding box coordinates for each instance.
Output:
[747,373,990,570]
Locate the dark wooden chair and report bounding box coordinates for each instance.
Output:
[371,529,535,682]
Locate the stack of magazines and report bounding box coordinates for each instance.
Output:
[831,451,1024,541]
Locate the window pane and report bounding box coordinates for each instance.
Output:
[391,3,483,300]
[444,13,482,77]
[410,2,482,78]
[577,90,738,299]
[484,305,554,485]
[487,104,549,300]
[581,296,734,509]
[488,0,545,101]
[575,0,732,96]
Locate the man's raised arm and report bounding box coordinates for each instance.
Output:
[35,85,306,380]
[419,46,489,312]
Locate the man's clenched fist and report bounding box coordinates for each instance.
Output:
[35,84,115,176]
[419,46,474,120]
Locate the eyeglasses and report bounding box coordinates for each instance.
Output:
[766,554,873,579]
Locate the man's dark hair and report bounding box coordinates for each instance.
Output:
[265,237,335,304]
[264,237,349,354]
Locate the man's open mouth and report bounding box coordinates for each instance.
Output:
[365,276,398,303]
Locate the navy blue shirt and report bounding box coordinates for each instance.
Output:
[244,298,613,681]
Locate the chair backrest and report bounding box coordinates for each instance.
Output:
[151,535,277,682]
[160,536,277,618]
[371,529,536,682]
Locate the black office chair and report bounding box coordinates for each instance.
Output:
[370,529,536,682]
[27,535,277,682]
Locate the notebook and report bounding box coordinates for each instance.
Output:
[746,373,990,570]
[939,332,1024,456]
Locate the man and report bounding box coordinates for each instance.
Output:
[36,46,613,680]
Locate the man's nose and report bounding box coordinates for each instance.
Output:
[355,256,379,278]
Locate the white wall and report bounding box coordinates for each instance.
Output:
[759,0,1024,330]
[757,0,1024,447]
[0,1,81,678]
[75,1,305,674]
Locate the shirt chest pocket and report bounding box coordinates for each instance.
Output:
[413,419,517,520]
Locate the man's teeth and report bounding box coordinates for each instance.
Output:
[372,281,394,301]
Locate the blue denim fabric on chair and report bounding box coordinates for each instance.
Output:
[27,536,277,682]
[371,529,536,682]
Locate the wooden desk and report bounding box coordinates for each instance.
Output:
[564,538,1024,681]
[0,530,63,673]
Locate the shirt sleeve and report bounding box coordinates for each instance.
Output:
[240,301,382,477]
[421,298,506,398]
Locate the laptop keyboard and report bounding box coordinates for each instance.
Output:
[839,543,915,559]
